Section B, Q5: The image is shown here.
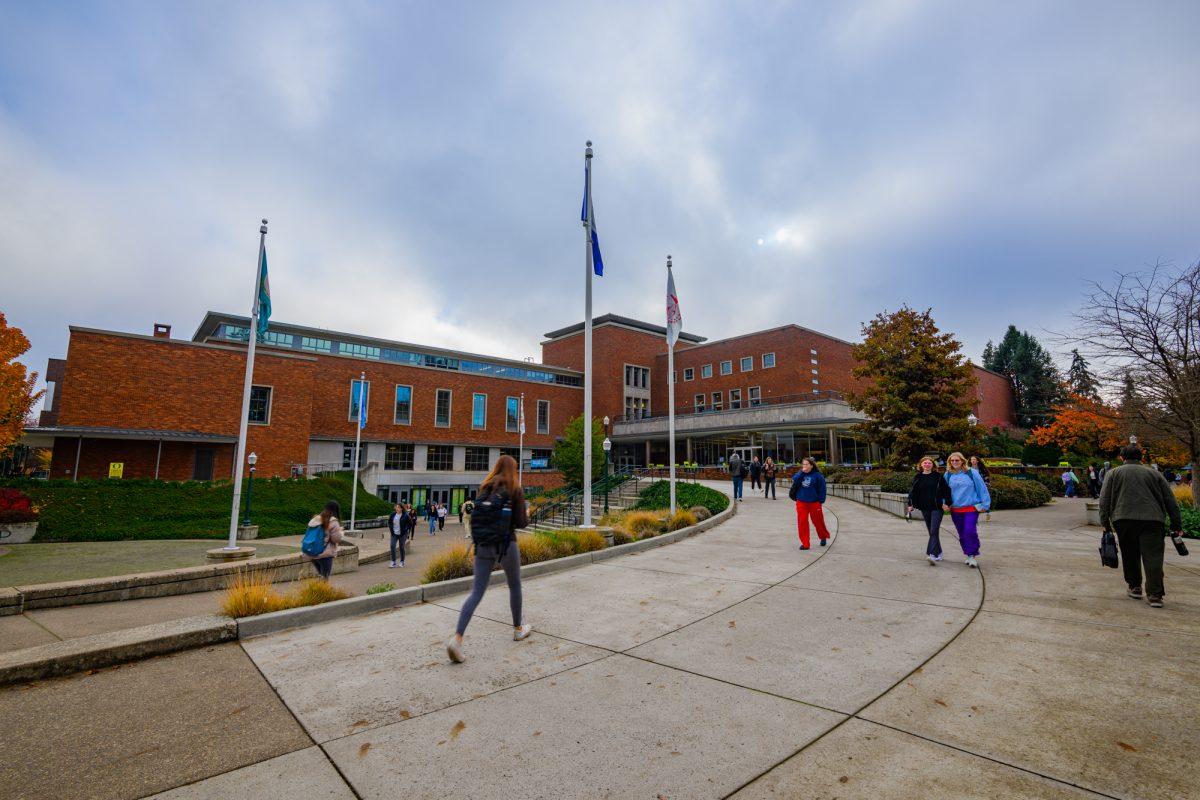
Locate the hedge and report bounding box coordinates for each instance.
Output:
[1,474,392,542]
[1182,507,1200,539]
[989,475,1053,509]
[633,481,729,515]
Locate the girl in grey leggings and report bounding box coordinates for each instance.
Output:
[448,455,532,663]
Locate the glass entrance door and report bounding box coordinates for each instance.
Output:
[411,487,428,516]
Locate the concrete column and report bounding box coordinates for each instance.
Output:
[414,444,429,472]
[644,440,651,467]
[686,437,693,463]
[452,445,466,472]
[828,428,840,465]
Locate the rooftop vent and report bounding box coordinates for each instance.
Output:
[153,323,172,338]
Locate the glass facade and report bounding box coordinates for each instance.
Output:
[213,323,581,386]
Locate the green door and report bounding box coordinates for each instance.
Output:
[450,487,466,515]
[412,487,428,516]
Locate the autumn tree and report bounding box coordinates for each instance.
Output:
[1069,260,1200,503]
[982,326,1062,427]
[0,313,43,451]
[1029,393,1123,456]
[846,307,978,467]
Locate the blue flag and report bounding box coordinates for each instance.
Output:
[256,246,271,338]
[355,382,368,429]
[581,162,604,276]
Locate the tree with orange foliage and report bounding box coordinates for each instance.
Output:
[0,313,43,452]
[1030,393,1123,457]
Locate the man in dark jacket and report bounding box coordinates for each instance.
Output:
[1099,445,1183,608]
[749,457,762,490]
[728,453,744,502]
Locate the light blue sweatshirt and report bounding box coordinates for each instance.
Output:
[946,468,991,511]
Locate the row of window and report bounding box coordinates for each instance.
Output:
[694,386,766,412]
[342,442,553,472]
[348,380,550,433]
[681,352,778,382]
[217,323,582,387]
[624,365,650,389]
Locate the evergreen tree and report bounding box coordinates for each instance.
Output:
[982,325,1062,428]
[552,415,606,488]
[846,307,979,466]
[1067,349,1100,400]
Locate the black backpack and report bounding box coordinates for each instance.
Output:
[470,488,513,554]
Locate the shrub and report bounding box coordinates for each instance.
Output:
[0,488,38,524]
[624,510,668,538]
[290,578,351,607]
[633,481,729,515]
[667,510,697,531]
[876,471,914,494]
[366,582,396,595]
[989,475,1053,510]
[611,527,634,545]
[220,573,351,618]
[535,528,607,556]
[517,532,556,565]
[422,542,474,583]
[689,505,711,522]
[568,528,607,552]
[1181,506,1199,539]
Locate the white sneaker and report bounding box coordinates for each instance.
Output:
[399,560,405,567]
[966,556,978,568]
[447,637,465,663]
[513,623,533,641]
[933,554,943,562]
[927,554,937,564]
[389,561,397,568]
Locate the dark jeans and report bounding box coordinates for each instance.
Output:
[311,556,333,579]
[455,541,523,636]
[1114,520,1166,597]
[920,509,944,557]
[438,516,445,531]
[389,533,407,563]
[763,477,776,499]
[751,474,761,489]
[732,475,744,499]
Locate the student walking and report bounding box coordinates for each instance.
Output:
[1061,468,1078,498]
[302,500,345,579]
[729,452,745,501]
[448,455,531,663]
[1086,465,1101,499]
[945,452,990,567]
[762,457,778,499]
[789,457,830,550]
[907,456,952,564]
[437,502,448,531]
[388,503,409,568]
[749,457,762,490]
[1099,444,1184,608]
[968,456,991,486]
[427,502,438,535]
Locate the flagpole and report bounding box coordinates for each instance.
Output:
[667,255,677,516]
[350,371,364,533]
[582,140,595,527]
[226,219,268,550]
[518,392,525,487]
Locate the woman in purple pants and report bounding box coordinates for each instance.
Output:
[944,452,991,568]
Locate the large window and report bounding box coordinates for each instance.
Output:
[248,386,272,424]
[624,365,650,388]
[719,360,733,376]
[394,385,412,425]
[683,368,694,381]
[472,393,487,429]
[530,448,553,467]
[464,446,490,471]
[748,386,762,406]
[711,391,723,412]
[426,445,454,470]
[763,352,776,368]
[349,379,369,422]
[384,443,414,470]
[700,364,713,379]
[342,441,366,468]
[506,396,520,432]
[435,389,452,427]
[694,393,706,413]
[536,400,550,434]
[740,356,753,372]
[624,396,649,419]
[730,388,743,410]
[301,336,332,353]
[499,447,520,461]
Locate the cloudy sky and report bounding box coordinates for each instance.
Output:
[3,1,1198,399]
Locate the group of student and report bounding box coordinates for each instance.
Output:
[905,453,992,567]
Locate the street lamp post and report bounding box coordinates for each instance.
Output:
[242,451,258,525]
[602,435,612,514]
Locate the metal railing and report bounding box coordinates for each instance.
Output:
[616,390,846,423]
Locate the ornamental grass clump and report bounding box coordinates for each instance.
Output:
[221,571,351,618]
[688,505,711,522]
[290,578,351,607]
[421,542,474,583]
[624,510,667,539]
[1173,484,1193,508]
[667,509,697,531]
[610,527,634,545]
[517,533,555,565]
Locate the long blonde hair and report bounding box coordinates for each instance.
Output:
[946,452,969,475]
[482,454,519,495]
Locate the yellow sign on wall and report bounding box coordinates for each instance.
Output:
[108,462,124,479]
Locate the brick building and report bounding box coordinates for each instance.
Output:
[29,311,1015,506]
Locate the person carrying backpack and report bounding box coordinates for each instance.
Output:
[728,452,744,501]
[448,455,531,663]
[788,457,830,549]
[301,500,345,579]
[945,452,990,568]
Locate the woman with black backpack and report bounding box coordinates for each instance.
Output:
[448,455,531,663]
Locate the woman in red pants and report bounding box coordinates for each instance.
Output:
[788,457,830,550]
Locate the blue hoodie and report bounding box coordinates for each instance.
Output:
[946,468,991,511]
[791,470,827,503]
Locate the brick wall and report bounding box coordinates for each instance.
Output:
[971,366,1017,428]
[50,437,236,481]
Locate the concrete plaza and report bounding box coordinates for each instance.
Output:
[2,488,1196,799]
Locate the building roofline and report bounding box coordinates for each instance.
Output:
[666,323,858,353]
[24,425,238,443]
[541,314,706,344]
[68,326,319,361]
[194,312,583,377]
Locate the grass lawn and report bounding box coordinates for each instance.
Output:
[0,540,298,587]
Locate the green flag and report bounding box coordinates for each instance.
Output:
[256,246,271,338]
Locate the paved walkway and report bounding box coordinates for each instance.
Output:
[2,491,1196,799]
[0,526,464,655]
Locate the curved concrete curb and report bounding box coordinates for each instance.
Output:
[0,614,235,687]
[237,499,737,640]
